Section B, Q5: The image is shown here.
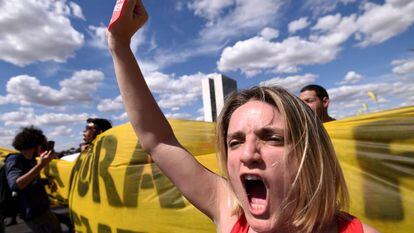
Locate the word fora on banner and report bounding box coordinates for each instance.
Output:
[71,135,186,209]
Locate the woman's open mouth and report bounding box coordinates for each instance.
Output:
[242,174,269,216]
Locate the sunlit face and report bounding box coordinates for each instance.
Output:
[83,122,99,144]
[226,100,295,232]
[300,90,325,119]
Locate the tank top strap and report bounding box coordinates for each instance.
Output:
[337,212,364,233]
[230,213,249,233]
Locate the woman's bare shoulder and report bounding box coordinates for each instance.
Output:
[214,181,241,233]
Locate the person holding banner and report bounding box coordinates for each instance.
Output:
[107,1,379,232]
[80,118,112,152]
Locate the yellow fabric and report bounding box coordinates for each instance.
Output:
[43,106,413,233]
[68,120,217,233]
[43,159,76,206]
[324,106,414,233]
[0,147,16,158]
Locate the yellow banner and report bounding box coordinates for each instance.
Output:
[0,147,16,158]
[43,107,414,233]
[68,120,217,233]
[43,158,76,206]
[325,106,414,233]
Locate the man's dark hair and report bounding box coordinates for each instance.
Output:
[87,118,112,133]
[300,84,330,101]
[12,126,47,151]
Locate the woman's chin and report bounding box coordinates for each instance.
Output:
[245,214,277,233]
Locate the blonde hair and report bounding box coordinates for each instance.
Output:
[216,86,349,233]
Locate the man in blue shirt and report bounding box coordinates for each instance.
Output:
[4,126,61,233]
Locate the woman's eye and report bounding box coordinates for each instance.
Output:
[228,140,242,148]
[267,136,284,145]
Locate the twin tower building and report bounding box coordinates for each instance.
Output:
[202,74,237,122]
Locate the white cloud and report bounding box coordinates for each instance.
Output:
[146,72,219,110]
[98,96,124,112]
[218,0,414,76]
[260,27,279,40]
[197,107,204,115]
[195,107,204,121]
[130,29,147,53]
[69,2,85,20]
[195,116,204,121]
[188,0,234,21]
[198,0,285,43]
[144,72,205,94]
[355,0,414,47]
[0,108,89,127]
[259,74,317,92]
[218,13,358,75]
[59,70,105,102]
[329,76,414,119]
[112,112,128,121]
[3,75,66,106]
[392,58,414,75]
[0,0,84,66]
[312,13,342,32]
[88,25,108,49]
[165,112,192,119]
[339,71,364,84]
[288,17,309,33]
[158,92,201,109]
[0,70,104,106]
[0,96,9,105]
[36,113,89,126]
[100,71,218,111]
[49,125,73,138]
[151,0,285,70]
[218,35,340,75]
[0,127,15,149]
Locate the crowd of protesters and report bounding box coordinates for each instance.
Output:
[0,82,343,233]
[0,0,381,232]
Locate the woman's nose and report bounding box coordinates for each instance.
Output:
[240,137,262,166]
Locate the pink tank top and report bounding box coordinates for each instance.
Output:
[230,213,363,233]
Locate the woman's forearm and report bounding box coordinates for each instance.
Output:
[109,39,176,153]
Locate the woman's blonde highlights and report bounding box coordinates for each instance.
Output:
[216,86,349,232]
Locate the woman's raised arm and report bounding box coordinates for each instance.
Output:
[106,0,224,220]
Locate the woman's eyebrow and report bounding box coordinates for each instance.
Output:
[227,131,244,140]
[254,127,284,136]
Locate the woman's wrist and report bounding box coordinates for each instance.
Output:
[107,33,131,54]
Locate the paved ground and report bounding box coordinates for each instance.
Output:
[5,208,72,233]
[5,219,70,233]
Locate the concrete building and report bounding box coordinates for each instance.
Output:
[202,74,237,122]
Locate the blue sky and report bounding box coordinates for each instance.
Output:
[0,0,413,151]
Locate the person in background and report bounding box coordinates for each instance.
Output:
[300,84,336,123]
[80,118,112,152]
[4,126,61,233]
